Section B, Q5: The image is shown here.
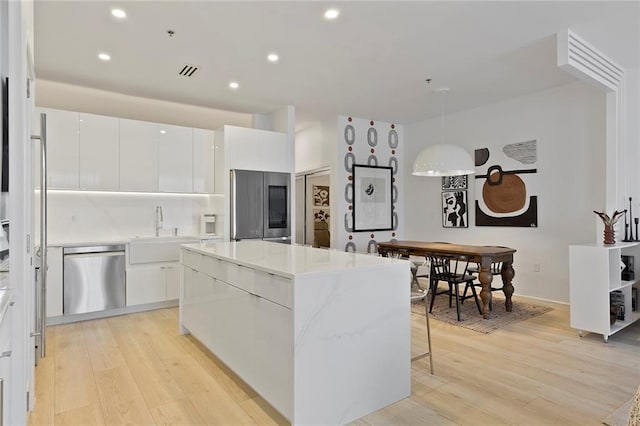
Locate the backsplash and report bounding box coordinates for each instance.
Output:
[39,191,219,244]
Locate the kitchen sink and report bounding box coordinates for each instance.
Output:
[128,236,199,264]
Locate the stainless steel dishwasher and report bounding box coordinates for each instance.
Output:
[63,244,126,315]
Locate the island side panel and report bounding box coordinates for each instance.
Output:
[292,262,411,425]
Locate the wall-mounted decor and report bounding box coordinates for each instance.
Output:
[352,164,393,232]
[442,191,468,228]
[474,140,538,227]
[442,175,467,190]
[313,185,330,207]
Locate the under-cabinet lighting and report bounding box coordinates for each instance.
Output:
[98,52,111,61]
[37,189,222,197]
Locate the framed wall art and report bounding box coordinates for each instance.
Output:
[442,191,468,228]
[442,175,468,190]
[475,140,538,227]
[352,164,393,231]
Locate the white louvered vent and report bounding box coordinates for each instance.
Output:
[557,30,623,91]
[178,64,199,77]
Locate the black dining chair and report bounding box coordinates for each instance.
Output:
[429,254,482,321]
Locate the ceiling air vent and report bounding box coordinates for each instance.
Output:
[178,64,199,77]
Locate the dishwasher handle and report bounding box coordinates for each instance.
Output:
[63,244,126,255]
[64,251,125,259]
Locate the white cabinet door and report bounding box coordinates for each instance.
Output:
[120,119,158,192]
[193,128,214,193]
[226,126,289,172]
[158,124,193,193]
[126,266,166,306]
[251,296,293,418]
[79,113,120,190]
[46,247,63,318]
[213,129,225,194]
[39,108,80,189]
[165,265,181,300]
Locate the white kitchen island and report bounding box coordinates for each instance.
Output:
[180,240,410,425]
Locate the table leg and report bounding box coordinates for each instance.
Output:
[478,265,493,319]
[501,261,515,312]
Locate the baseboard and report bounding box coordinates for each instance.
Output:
[46,299,179,325]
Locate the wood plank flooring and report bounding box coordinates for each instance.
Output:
[28,297,639,425]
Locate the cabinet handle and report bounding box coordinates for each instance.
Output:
[0,351,11,359]
[0,377,3,426]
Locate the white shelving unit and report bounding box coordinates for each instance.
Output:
[569,242,640,342]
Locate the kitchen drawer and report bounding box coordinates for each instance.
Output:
[255,272,292,309]
[183,249,202,271]
[184,249,216,278]
[225,261,257,295]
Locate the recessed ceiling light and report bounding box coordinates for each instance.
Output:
[160,130,166,134]
[111,8,126,19]
[324,8,339,20]
[229,81,239,89]
[267,53,279,63]
[98,52,111,61]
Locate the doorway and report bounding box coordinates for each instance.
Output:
[295,168,331,248]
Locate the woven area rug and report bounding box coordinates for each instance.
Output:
[411,292,553,334]
[603,386,640,426]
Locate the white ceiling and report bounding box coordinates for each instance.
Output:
[34,1,640,128]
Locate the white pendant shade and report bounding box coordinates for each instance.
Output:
[412,144,475,177]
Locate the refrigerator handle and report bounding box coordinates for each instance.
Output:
[230,170,236,240]
[30,112,47,361]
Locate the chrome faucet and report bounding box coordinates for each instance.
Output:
[155,205,164,236]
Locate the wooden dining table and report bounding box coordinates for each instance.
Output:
[377,241,516,319]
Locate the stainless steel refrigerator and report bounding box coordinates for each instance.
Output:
[230,169,291,242]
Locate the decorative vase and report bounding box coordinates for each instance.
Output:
[603,224,615,245]
[594,210,626,246]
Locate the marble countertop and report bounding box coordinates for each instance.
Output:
[182,240,405,278]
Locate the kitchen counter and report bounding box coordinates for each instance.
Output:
[181,239,401,278]
[180,240,411,425]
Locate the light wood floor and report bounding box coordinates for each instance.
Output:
[28,297,639,425]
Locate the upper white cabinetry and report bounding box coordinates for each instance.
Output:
[120,119,159,192]
[79,113,120,190]
[158,124,193,193]
[38,108,80,189]
[214,129,225,195]
[225,126,290,172]
[193,128,214,193]
[37,108,217,193]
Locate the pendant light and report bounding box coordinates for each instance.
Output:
[412,87,475,177]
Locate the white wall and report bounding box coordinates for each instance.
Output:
[35,79,252,130]
[403,81,606,303]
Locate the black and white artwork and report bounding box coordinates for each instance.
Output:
[442,191,468,228]
[442,175,468,190]
[475,140,538,227]
[352,164,393,231]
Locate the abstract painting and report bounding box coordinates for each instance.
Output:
[442,175,468,190]
[475,140,538,227]
[313,185,330,207]
[442,191,468,228]
[352,164,393,231]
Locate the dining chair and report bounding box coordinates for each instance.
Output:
[428,254,482,321]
